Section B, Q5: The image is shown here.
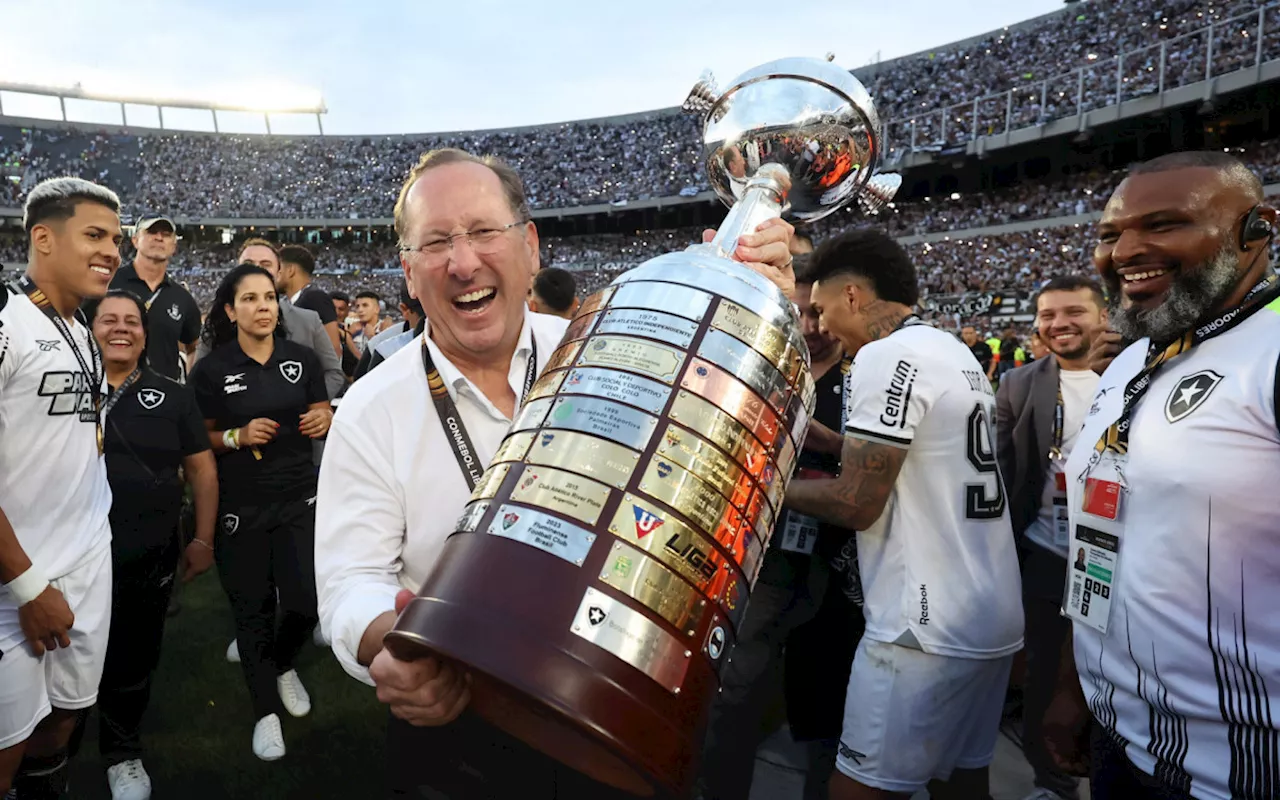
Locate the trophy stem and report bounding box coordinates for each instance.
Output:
[708,164,790,260]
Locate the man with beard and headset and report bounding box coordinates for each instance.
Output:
[995,274,1108,800]
[314,147,798,800]
[1042,151,1280,800]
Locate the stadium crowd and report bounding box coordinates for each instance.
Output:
[1,1,1278,221]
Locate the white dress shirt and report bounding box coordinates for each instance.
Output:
[315,310,569,684]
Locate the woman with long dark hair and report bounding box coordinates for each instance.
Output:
[189,264,331,761]
[87,289,218,800]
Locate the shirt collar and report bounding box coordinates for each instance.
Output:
[122,262,170,288]
[225,336,281,367]
[290,284,309,304]
[421,310,535,415]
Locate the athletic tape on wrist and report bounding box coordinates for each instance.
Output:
[5,566,50,606]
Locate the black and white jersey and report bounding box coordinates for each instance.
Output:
[0,287,111,636]
[110,263,201,382]
[1067,298,1280,800]
[845,324,1024,659]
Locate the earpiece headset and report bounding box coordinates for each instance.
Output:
[1240,204,1273,251]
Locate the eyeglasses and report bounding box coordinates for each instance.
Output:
[400,220,527,263]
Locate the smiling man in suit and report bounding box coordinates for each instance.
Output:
[994,274,1107,800]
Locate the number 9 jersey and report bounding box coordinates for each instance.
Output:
[844,324,1024,660]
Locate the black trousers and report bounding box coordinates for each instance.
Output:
[215,495,318,721]
[1090,726,1195,800]
[385,712,647,800]
[1021,546,1080,799]
[98,516,181,766]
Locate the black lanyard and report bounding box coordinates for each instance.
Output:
[102,368,142,418]
[1050,382,1065,460]
[144,286,163,310]
[1097,273,1280,456]
[15,275,104,449]
[422,336,538,490]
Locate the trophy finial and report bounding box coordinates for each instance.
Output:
[857,172,902,215]
[682,70,719,115]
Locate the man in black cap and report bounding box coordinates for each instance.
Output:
[109,214,200,382]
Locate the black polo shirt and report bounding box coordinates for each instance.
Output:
[969,339,993,373]
[292,283,337,325]
[110,263,202,381]
[190,337,327,504]
[104,368,210,553]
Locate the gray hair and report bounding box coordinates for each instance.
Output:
[23,176,121,233]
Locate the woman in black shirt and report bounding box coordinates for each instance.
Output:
[88,289,218,798]
[189,264,331,763]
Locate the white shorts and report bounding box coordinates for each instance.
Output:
[0,544,112,750]
[835,638,1013,795]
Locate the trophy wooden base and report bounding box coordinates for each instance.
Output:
[384,531,716,799]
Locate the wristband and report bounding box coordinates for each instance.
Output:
[222,428,241,450]
[192,538,214,551]
[5,566,50,606]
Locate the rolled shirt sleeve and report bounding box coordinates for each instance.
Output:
[315,406,409,685]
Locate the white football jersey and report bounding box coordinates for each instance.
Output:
[0,287,111,633]
[1067,297,1280,800]
[845,323,1024,659]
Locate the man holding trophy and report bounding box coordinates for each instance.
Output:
[317,56,910,800]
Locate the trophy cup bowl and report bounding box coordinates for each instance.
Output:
[385,57,897,798]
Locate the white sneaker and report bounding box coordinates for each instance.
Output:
[277,669,312,717]
[107,759,152,800]
[252,714,286,761]
[226,639,240,663]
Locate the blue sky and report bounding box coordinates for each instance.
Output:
[0,0,1064,135]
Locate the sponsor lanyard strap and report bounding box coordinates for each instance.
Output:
[1050,381,1065,459]
[1096,273,1280,455]
[422,337,538,491]
[102,368,142,419]
[15,275,104,448]
[144,286,163,310]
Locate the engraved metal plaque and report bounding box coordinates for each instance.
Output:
[546,396,659,453]
[597,308,699,350]
[564,311,600,343]
[697,329,790,413]
[599,540,706,636]
[570,587,690,694]
[560,367,671,416]
[638,457,734,540]
[456,500,490,533]
[608,281,712,323]
[511,397,555,433]
[607,495,727,598]
[488,504,597,567]
[470,463,511,502]
[509,465,613,527]
[525,430,639,491]
[680,358,782,451]
[544,340,583,374]
[667,392,769,476]
[711,300,791,375]
[574,286,614,319]
[492,431,536,464]
[526,370,566,403]
[655,424,749,510]
[577,336,685,383]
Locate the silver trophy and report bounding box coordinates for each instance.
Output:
[684,55,901,257]
[387,56,898,798]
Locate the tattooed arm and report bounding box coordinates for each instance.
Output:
[785,434,908,531]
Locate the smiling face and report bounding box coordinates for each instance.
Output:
[1094,167,1258,343]
[33,200,123,300]
[1036,287,1106,362]
[92,295,146,371]
[398,161,539,364]
[225,273,279,341]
